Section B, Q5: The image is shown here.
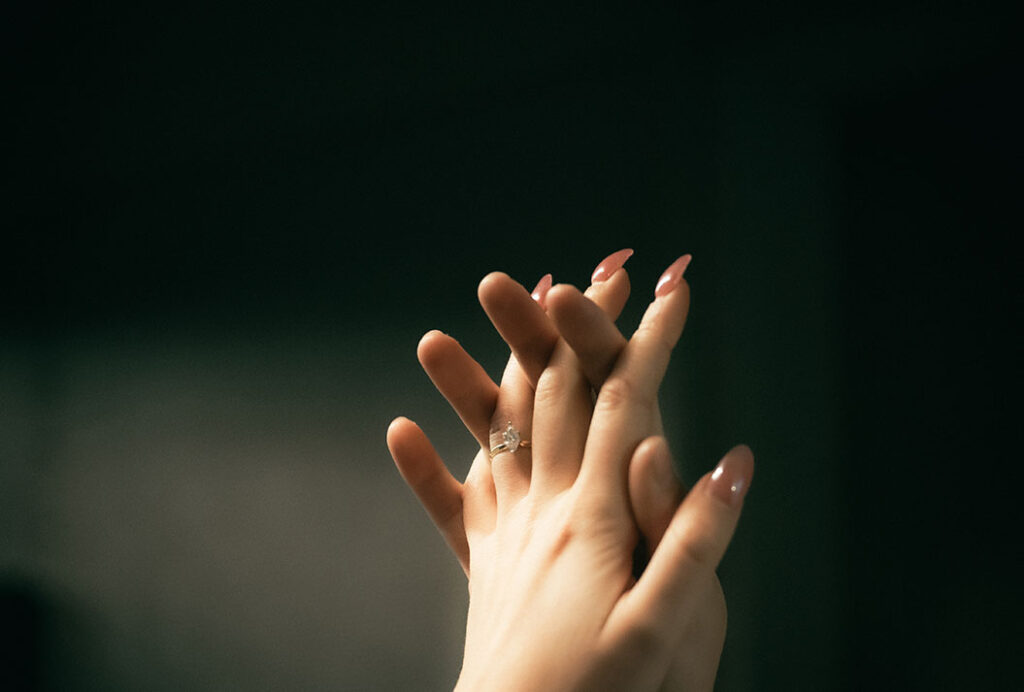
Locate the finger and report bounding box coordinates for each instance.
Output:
[530,272,553,308]
[417,330,499,448]
[507,256,634,496]
[386,416,471,574]
[547,283,629,389]
[478,261,632,382]
[488,355,534,508]
[608,255,692,405]
[584,249,632,319]
[610,445,754,642]
[628,437,685,558]
[579,255,691,488]
[529,334,595,493]
[478,272,559,387]
[478,258,631,390]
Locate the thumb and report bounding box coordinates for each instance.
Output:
[612,445,754,641]
[628,436,685,554]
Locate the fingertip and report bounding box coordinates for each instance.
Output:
[591,248,634,284]
[387,417,442,486]
[419,329,445,342]
[530,273,553,308]
[386,417,405,461]
[609,265,632,294]
[545,282,584,311]
[587,263,631,294]
[417,329,455,367]
[477,271,513,302]
[417,328,444,349]
[632,436,680,494]
[479,271,539,323]
[386,415,413,447]
[661,276,690,305]
[584,264,631,320]
[629,436,682,549]
[652,273,690,303]
[654,254,692,298]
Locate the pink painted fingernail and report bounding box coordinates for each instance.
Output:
[591,248,634,284]
[654,254,692,297]
[706,445,754,507]
[531,273,553,308]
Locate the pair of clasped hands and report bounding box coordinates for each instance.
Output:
[387,250,754,692]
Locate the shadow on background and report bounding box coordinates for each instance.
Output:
[3,1,1019,690]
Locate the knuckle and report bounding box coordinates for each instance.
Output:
[634,321,676,356]
[524,499,576,559]
[623,616,668,660]
[565,504,598,540]
[547,515,576,558]
[534,365,569,408]
[596,376,638,409]
[678,531,718,569]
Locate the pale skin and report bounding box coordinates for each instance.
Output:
[387,253,754,691]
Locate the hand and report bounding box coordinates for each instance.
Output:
[386,251,635,574]
[539,255,730,692]
[385,255,753,692]
[389,252,735,689]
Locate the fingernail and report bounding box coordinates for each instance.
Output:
[706,449,753,507]
[654,254,692,298]
[531,273,553,308]
[591,248,634,284]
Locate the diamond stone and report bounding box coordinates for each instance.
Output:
[503,424,521,453]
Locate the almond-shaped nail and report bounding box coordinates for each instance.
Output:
[591,248,634,284]
[706,445,754,507]
[654,254,692,297]
[531,273,553,308]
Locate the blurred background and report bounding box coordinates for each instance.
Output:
[2,1,1019,690]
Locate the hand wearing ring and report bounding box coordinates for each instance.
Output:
[387,250,753,691]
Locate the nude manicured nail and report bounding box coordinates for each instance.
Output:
[706,446,753,507]
[654,254,692,297]
[531,273,553,308]
[591,248,634,284]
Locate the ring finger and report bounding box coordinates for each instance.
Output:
[487,355,535,509]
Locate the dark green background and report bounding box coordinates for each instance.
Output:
[3,2,1019,690]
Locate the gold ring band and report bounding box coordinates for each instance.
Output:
[489,422,530,459]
